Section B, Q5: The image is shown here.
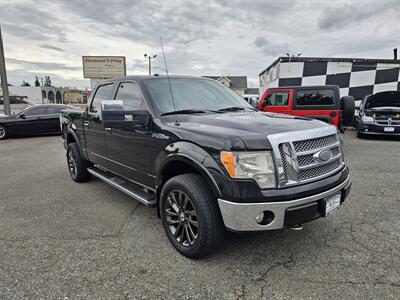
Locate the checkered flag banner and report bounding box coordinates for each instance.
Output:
[260,57,400,99]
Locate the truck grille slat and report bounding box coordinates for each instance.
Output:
[293,134,337,152]
[298,159,341,181]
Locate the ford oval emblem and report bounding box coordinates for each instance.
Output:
[317,149,333,162]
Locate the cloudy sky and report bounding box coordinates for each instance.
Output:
[0,0,399,89]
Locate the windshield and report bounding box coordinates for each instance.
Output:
[144,78,252,115]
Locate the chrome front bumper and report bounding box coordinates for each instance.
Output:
[218,175,351,231]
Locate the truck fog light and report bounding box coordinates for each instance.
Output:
[255,212,264,223]
[255,211,274,225]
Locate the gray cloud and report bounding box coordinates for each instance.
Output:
[40,44,65,52]
[2,3,68,43]
[1,0,399,88]
[6,58,81,72]
[318,1,398,30]
[318,4,373,30]
[254,37,289,57]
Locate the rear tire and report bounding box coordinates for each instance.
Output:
[0,125,7,140]
[160,173,225,259]
[66,143,91,182]
[341,96,355,126]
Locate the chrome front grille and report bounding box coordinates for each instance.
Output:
[268,127,344,188]
[298,158,341,181]
[293,134,337,152]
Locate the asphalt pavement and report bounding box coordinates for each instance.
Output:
[0,131,399,299]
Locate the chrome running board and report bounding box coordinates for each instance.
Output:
[88,167,156,206]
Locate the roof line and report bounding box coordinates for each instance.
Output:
[259,56,400,76]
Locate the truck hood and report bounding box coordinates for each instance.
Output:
[162,111,330,150]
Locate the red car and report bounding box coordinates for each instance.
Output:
[258,85,355,130]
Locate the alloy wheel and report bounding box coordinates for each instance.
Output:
[67,150,78,178]
[0,127,6,139]
[165,190,198,247]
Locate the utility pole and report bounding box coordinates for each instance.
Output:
[144,54,157,75]
[0,24,11,115]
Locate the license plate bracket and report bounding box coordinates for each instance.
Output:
[323,193,341,216]
[384,127,395,132]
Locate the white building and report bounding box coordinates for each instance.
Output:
[0,86,68,104]
[259,57,400,100]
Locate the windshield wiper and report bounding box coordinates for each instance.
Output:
[217,106,256,112]
[161,109,208,116]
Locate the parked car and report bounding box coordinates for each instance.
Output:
[0,104,73,140]
[258,85,355,131]
[357,91,400,137]
[243,96,259,108]
[0,96,36,114]
[61,76,351,258]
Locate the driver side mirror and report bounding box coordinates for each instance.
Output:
[101,100,150,129]
[20,114,26,119]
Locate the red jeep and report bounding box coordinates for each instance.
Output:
[258,85,355,129]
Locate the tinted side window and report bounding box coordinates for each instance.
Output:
[265,92,289,106]
[24,107,46,116]
[90,84,114,113]
[45,106,64,114]
[115,82,145,110]
[296,90,334,106]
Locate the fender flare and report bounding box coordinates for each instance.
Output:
[66,128,85,158]
[157,153,222,199]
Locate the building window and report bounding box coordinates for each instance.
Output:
[48,91,54,103]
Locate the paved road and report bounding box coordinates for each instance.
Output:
[0,132,399,299]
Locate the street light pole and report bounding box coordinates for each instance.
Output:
[0,24,11,115]
[144,54,157,75]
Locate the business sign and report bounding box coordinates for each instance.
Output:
[82,56,126,79]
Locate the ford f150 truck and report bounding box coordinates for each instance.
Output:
[61,76,352,258]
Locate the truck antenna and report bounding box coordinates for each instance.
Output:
[160,36,179,126]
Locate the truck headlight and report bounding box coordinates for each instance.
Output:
[361,115,374,122]
[220,151,276,189]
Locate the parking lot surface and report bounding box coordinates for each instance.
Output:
[0,132,399,299]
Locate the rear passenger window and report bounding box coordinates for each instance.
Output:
[115,82,145,111]
[45,106,64,114]
[296,90,334,106]
[24,107,46,116]
[265,92,289,106]
[90,84,114,114]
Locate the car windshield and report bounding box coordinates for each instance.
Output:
[144,78,253,115]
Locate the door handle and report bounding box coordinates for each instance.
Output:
[105,128,111,131]
[84,121,89,127]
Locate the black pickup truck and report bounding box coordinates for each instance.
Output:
[61,76,352,258]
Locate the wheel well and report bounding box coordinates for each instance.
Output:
[156,159,219,217]
[160,160,199,187]
[66,132,76,145]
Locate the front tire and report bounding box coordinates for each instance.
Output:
[66,143,91,182]
[160,173,225,259]
[0,125,8,140]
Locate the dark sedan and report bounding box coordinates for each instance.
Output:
[0,104,74,140]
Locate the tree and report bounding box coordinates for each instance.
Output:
[34,76,40,87]
[21,81,31,86]
[44,76,52,87]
